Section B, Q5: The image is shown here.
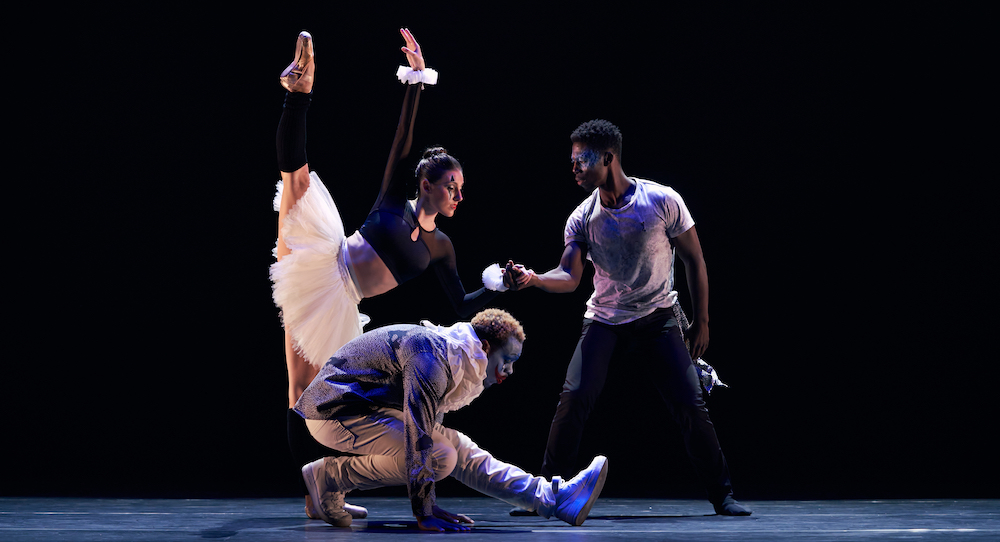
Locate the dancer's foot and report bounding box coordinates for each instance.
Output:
[280,31,315,93]
[305,494,368,520]
[552,455,608,526]
[714,495,752,516]
[302,459,352,527]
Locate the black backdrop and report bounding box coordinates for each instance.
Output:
[4,3,993,502]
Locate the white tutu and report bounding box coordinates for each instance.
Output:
[270,171,364,368]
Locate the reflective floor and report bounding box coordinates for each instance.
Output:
[2,497,997,541]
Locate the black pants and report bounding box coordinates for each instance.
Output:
[540,308,734,504]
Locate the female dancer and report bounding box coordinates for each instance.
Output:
[272,29,510,518]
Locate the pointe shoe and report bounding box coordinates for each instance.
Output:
[552,455,608,526]
[343,502,368,519]
[302,458,352,527]
[280,31,315,93]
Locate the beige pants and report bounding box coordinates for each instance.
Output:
[306,408,556,515]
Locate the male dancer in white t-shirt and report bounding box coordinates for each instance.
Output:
[507,119,751,516]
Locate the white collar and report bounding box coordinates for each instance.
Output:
[420,321,489,413]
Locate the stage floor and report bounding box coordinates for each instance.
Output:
[1,497,997,541]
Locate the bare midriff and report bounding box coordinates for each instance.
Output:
[346,231,398,298]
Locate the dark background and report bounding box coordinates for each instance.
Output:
[5,4,993,502]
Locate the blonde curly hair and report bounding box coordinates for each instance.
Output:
[471,308,525,348]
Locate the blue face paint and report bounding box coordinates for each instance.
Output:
[571,148,602,169]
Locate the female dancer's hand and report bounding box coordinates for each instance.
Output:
[400,28,425,71]
[417,505,474,532]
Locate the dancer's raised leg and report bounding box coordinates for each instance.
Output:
[274,31,317,406]
[272,31,366,521]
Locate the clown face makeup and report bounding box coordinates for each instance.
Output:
[423,169,465,218]
[571,147,603,170]
[483,337,523,388]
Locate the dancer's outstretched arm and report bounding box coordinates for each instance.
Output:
[506,242,588,294]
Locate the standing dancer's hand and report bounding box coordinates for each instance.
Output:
[687,321,710,361]
[502,260,534,291]
[400,28,425,71]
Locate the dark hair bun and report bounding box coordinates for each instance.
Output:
[414,146,462,184]
[422,147,449,159]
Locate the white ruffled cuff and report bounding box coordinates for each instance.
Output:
[481,263,508,292]
[396,66,438,85]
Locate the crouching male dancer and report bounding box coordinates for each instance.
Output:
[294,308,609,531]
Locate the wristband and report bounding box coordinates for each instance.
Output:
[396,66,438,85]
[481,263,508,292]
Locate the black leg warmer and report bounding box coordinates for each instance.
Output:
[276,92,311,173]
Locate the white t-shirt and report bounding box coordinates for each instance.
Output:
[564,178,695,324]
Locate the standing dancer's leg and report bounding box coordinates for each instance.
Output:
[541,319,619,479]
[635,309,748,515]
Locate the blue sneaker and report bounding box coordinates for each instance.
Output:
[552,456,608,526]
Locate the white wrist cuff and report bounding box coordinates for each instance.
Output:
[481,263,508,292]
[396,66,438,85]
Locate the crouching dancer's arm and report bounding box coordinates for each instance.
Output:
[418,507,474,532]
[403,352,475,531]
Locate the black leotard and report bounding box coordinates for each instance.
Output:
[358,83,497,317]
